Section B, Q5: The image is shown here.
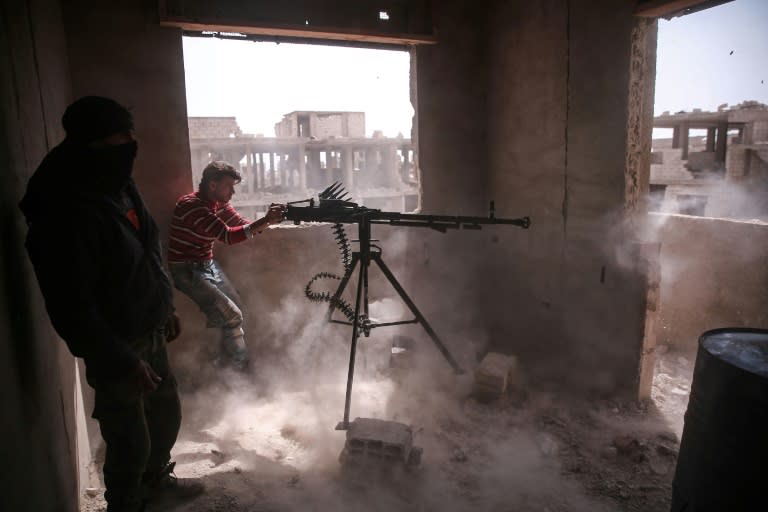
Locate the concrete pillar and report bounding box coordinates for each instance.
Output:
[680,122,689,160]
[715,122,728,163]
[257,152,264,189]
[341,147,354,187]
[308,149,321,188]
[706,128,716,152]
[282,152,290,187]
[298,144,307,189]
[245,148,253,194]
[672,126,681,149]
[191,149,202,187]
[365,147,377,187]
[399,149,409,181]
[269,152,275,187]
[381,144,399,187]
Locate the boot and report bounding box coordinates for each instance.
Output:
[143,461,204,508]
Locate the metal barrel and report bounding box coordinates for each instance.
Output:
[671,328,768,512]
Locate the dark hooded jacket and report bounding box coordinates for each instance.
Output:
[20,140,173,380]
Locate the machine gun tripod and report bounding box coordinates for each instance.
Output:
[284,183,530,430]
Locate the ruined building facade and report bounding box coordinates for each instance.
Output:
[188,113,418,217]
[650,101,768,219]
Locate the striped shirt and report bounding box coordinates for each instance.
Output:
[168,192,252,263]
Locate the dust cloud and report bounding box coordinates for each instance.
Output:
[159,225,617,512]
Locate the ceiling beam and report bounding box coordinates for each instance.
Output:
[635,0,734,18]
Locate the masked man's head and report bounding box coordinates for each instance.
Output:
[62,96,137,193]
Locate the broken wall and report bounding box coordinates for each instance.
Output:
[653,213,768,351]
[0,0,78,510]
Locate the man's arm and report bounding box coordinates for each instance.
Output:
[220,202,285,235]
[185,203,285,243]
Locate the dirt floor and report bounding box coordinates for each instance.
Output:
[81,343,695,512]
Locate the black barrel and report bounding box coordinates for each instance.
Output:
[671,328,768,512]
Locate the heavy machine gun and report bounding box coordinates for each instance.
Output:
[283,182,530,429]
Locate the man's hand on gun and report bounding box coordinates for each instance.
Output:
[265,203,286,225]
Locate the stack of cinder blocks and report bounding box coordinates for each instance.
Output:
[339,417,422,468]
[473,352,521,401]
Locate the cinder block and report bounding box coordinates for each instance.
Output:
[339,417,421,467]
[473,352,519,400]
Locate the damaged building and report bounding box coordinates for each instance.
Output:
[650,101,768,218]
[2,1,767,512]
[188,113,418,216]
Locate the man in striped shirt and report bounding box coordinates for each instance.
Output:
[169,161,284,370]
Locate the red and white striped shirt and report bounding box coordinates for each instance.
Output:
[168,192,252,263]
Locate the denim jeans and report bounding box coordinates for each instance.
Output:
[169,260,249,365]
[88,329,181,512]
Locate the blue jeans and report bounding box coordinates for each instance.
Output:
[170,260,249,365]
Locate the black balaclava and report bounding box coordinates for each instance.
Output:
[63,96,138,194]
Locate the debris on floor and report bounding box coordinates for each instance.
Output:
[79,349,694,512]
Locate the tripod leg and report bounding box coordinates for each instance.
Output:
[337,258,367,430]
[326,254,359,322]
[373,255,464,374]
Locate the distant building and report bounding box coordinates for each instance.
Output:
[650,101,768,219]
[187,113,418,216]
[187,116,242,139]
[274,111,366,139]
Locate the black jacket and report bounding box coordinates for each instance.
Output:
[20,142,173,379]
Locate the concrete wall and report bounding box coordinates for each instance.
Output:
[0,0,78,510]
[62,0,193,234]
[404,0,491,368]
[652,213,768,352]
[481,0,654,395]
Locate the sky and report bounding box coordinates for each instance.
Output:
[182,0,768,139]
[654,0,768,115]
[182,38,412,137]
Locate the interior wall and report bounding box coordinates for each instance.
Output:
[482,0,654,395]
[62,0,193,234]
[0,0,78,510]
[401,0,492,367]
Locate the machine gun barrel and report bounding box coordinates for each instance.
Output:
[369,211,530,231]
[284,204,531,232]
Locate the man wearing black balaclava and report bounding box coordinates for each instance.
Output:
[20,96,204,511]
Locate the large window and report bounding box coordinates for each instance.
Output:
[182,36,418,218]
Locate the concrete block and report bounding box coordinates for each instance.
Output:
[473,352,519,400]
[339,417,421,467]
